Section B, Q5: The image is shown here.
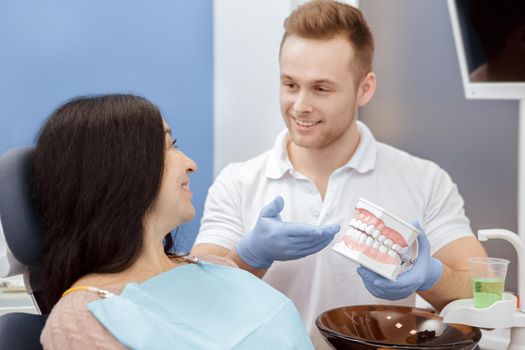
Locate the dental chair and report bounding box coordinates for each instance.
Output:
[0,147,48,350]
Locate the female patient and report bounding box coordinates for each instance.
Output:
[36,94,313,349]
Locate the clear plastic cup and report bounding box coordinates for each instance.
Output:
[468,257,509,308]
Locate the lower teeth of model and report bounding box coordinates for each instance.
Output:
[352,229,400,260]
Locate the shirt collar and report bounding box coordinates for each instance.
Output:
[265,120,377,179]
[345,120,377,174]
[265,129,293,179]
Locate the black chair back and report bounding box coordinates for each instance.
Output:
[0,313,48,350]
[0,147,48,350]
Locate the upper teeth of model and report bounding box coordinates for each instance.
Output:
[294,117,318,127]
[348,219,405,260]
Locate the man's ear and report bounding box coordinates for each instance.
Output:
[357,72,376,107]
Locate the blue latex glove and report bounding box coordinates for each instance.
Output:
[236,196,340,269]
[356,222,443,300]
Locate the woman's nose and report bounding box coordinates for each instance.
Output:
[186,156,197,173]
[179,151,197,173]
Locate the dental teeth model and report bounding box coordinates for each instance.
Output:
[332,198,419,281]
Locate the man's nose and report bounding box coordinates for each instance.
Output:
[292,91,313,115]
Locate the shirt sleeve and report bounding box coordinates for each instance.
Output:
[194,164,246,250]
[41,292,126,350]
[419,161,474,255]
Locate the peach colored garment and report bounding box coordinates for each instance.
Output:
[41,256,236,349]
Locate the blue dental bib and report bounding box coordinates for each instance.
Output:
[88,262,313,350]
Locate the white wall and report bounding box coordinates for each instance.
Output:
[213,0,289,175]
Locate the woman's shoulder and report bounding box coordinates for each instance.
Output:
[41,290,126,349]
[44,290,102,325]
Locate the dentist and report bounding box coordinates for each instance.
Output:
[193,1,487,348]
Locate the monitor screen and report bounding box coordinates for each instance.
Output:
[448,0,525,99]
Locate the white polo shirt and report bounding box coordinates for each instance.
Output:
[196,121,473,349]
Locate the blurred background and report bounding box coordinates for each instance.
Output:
[360,0,519,293]
[0,0,520,295]
[0,0,213,253]
[215,0,520,293]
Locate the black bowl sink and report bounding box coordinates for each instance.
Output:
[316,305,481,350]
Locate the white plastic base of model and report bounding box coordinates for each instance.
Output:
[332,241,401,281]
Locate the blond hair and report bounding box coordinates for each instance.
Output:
[281,0,374,80]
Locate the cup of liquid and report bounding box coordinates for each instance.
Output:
[468,257,509,308]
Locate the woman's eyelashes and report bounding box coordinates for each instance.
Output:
[170,139,178,148]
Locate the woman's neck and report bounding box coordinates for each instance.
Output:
[73,222,181,290]
[73,246,179,290]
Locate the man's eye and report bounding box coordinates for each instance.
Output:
[316,86,329,93]
[171,139,178,148]
[283,82,296,88]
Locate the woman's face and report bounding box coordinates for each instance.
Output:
[154,120,197,229]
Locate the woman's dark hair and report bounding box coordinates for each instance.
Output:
[33,94,173,311]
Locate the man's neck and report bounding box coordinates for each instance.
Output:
[287,123,360,198]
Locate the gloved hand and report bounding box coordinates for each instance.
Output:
[236,196,340,269]
[356,222,443,300]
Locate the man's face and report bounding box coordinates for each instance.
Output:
[279,34,363,150]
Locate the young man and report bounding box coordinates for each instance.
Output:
[193,1,486,348]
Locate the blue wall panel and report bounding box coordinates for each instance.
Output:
[0,0,213,253]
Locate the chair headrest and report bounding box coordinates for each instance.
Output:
[0,147,43,268]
